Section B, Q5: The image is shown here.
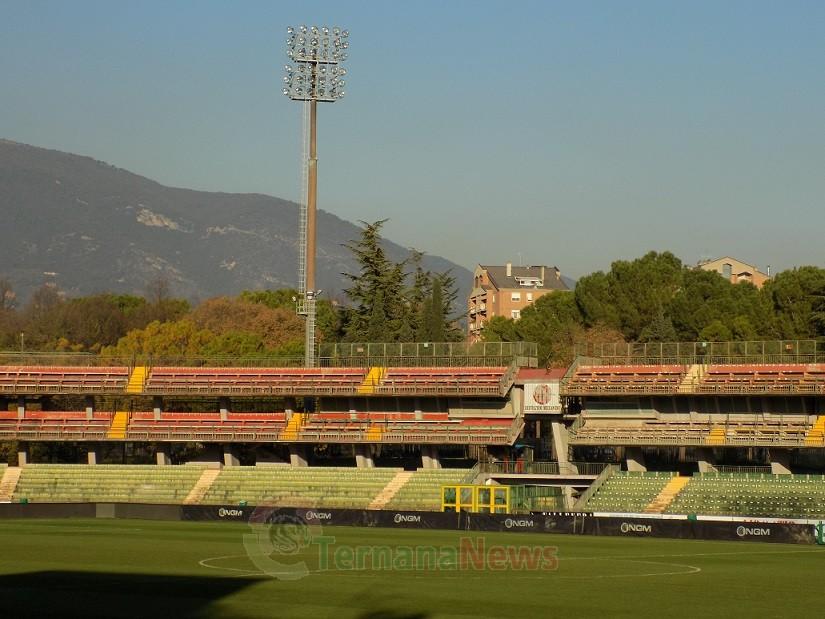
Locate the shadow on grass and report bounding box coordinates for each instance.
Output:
[357,613,429,619]
[0,570,262,619]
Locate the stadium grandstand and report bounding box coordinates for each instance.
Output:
[2,339,825,523]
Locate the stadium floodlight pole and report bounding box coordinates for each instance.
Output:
[283,24,349,368]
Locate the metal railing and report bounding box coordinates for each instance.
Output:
[1,341,539,369]
[574,340,824,366]
[572,464,619,511]
[480,460,611,476]
[711,465,773,474]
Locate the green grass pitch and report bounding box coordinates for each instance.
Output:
[0,518,822,618]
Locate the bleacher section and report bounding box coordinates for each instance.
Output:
[696,364,825,394]
[298,412,516,444]
[126,412,286,442]
[200,466,400,509]
[143,367,368,396]
[0,412,113,441]
[570,417,816,447]
[666,473,825,519]
[565,365,687,395]
[384,468,470,511]
[12,464,208,504]
[376,367,506,396]
[0,366,129,394]
[579,471,676,513]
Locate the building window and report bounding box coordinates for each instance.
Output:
[511,292,521,302]
[526,292,533,302]
[511,310,520,319]
[722,263,732,279]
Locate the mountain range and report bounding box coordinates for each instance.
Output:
[0,139,472,305]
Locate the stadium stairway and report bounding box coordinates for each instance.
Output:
[367,470,414,510]
[279,413,306,440]
[107,411,129,439]
[125,366,148,394]
[804,416,825,446]
[678,364,706,394]
[0,466,22,502]
[365,424,384,441]
[643,475,691,513]
[356,366,386,394]
[183,468,221,505]
[706,426,726,445]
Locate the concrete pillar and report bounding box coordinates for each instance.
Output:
[695,448,717,473]
[223,445,240,467]
[511,386,524,416]
[625,447,647,472]
[421,445,441,469]
[769,449,793,475]
[17,396,25,420]
[153,396,163,421]
[219,397,230,422]
[87,447,98,465]
[414,397,423,421]
[285,397,296,421]
[289,445,308,467]
[84,395,94,420]
[550,421,571,466]
[354,444,375,468]
[17,443,29,466]
[156,445,171,466]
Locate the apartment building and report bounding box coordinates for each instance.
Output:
[467,263,569,342]
[696,256,771,289]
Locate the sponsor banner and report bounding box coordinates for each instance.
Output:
[369,510,458,529]
[523,382,562,413]
[182,505,256,521]
[696,521,815,544]
[4,503,817,545]
[0,502,96,519]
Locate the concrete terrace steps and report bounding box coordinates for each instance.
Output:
[278,413,306,441]
[706,426,726,445]
[0,466,22,502]
[643,475,691,513]
[125,366,148,394]
[356,366,386,395]
[107,411,129,439]
[367,470,414,510]
[183,468,222,505]
[804,416,825,446]
[678,364,706,394]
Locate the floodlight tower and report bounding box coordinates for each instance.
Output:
[283,25,349,368]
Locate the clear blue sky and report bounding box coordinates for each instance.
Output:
[2,1,824,278]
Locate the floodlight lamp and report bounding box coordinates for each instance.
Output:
[287,26,294,34]
[322,27,329,35]
[342,30,349,37]
[300,25,307,33]
[333,27,340,35]
[282,88,289,95]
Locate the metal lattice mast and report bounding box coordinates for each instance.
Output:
[283,24,349,368]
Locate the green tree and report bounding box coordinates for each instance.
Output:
[762,267,825,339]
